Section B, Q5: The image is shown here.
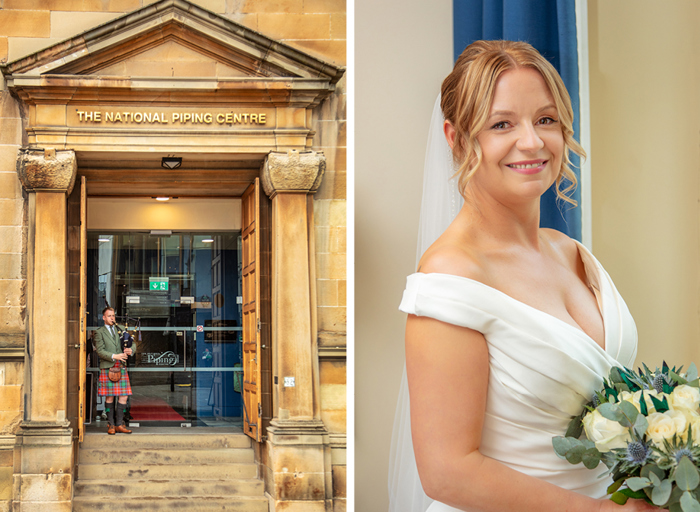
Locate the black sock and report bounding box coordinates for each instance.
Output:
[115,402,124,427]
[106,404,115,426]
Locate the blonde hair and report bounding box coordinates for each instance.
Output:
[441,40,585,205]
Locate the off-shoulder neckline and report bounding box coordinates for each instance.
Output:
[408,240,607,353]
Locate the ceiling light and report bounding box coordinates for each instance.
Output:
[161,156,182,169]
[98,238,110,242]
[155,197,170,201]
[202,238,214,243]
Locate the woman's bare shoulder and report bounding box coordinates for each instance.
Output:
[417,236,488,283]
[540,228,580,267]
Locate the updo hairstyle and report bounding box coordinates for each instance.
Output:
[441,40,585,205]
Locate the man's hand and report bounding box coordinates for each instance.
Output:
[113,353,128,362]
[124,347,133,356]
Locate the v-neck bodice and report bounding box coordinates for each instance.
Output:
[399,242,637,499]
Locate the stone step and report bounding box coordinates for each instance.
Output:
[79,448,254,465]
[81,431,252,450]
[78,462,258,481]
[72,496,269,512]
[74,478,264,497]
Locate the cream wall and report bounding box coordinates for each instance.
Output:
[588,1,700,368]
[355,1,453,510]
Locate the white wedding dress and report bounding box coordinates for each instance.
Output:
[398,240,638,511]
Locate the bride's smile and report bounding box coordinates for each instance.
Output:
[472,66,564,203]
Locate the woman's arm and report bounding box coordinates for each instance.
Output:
[406,314,657,512]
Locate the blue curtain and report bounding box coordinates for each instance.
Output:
[453,0,581,240]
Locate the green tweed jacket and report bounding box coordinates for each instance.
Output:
[94,324,136,369]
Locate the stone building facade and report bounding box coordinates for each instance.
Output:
[0,1,346,510]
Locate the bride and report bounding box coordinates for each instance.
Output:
[391,40,659,512]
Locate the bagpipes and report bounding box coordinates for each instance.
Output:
[115,316,141,365]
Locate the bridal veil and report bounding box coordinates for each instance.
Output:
[388,95,464,512]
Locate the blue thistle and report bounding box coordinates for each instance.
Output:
[673,448,695,465]
[653,374,665,394]
[625,441,652,466]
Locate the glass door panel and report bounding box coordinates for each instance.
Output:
[86,231,242,427]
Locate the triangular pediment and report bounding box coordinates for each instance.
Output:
[91,39,250,78]
[2,0,343,83]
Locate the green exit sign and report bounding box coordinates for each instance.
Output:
[149,277,169,291]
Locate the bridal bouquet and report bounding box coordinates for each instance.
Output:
[553,363,700,511]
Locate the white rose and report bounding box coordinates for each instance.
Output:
[690,416,700,442]
[620,389,659,413]
[646,410,687,446]
[582,409,632,453]
[669,385,700,412]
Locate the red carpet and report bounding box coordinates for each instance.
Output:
[129,396,185,421]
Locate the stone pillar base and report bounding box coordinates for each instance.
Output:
[12,421,73,512]
[265,419,332,511]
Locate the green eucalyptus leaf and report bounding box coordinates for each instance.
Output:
[618,400,639,427]
[681,491,700,512]
[581,439,596,450]
[676,456,700,491]
[565,414,584,439]
[670,370,688,386]
[641,464,667,482]
[688,363,699,382]
[565,444,585,465]
[610,491,629,505]
[598,403,623,422]
[651,479,673,506]
[626,477,652,491]
[582,447,602,470]
[633,413,649,439]
[610,367,623,383]
[552,436,581,458]
[671,503,685,512]
[649,471,662,487]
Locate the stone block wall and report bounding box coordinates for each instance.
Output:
[0,24,26,508]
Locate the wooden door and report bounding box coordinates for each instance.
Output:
[78,176,87,442]
[241,179,261,441]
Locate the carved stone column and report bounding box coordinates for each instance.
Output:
[13,148,76,512]
[261,150,332,511]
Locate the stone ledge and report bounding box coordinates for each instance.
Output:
[317,331,345,346]
[0,435,15,450]
[267,418,329,445]
[0,333,24,349]
[0,348,23,362]
[16,422,72,446]
[318,346,345,359]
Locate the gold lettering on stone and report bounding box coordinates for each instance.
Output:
[74,109,268,127]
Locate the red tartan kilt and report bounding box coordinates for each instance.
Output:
[97,362,132,396]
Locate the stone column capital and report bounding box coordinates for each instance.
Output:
[260,149,325,198]
[16,148,77,194]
